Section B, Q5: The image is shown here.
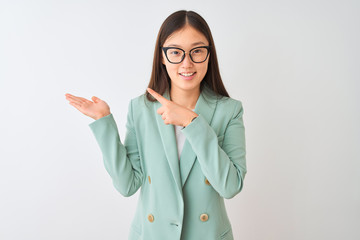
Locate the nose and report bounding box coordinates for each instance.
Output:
[181,52,194,67]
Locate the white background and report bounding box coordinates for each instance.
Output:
[0,0,359,239]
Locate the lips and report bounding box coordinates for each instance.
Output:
[179,72,196,77]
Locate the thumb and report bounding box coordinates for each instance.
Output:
[92,96,100,103]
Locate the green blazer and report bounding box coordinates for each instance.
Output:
[89,85,247,240]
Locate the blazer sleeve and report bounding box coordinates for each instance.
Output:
[88,100,143,197]
[181,100,246,199]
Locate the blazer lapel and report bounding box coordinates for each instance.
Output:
[154,90,182,195]
[179,85,218,187]
[155,85,218,190]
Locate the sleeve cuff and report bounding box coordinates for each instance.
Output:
[181,114,210,137]
[88,113,114,129]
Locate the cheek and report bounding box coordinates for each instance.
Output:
[199,62,209,76]
[163,65,178,80]
[166,65,178,76]
[204,63,209,73]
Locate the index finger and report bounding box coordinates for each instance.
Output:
[65,94,91,103]
[147,88,169,105]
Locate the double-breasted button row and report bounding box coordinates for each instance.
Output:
[200,213,209,222]
[202,178,210,222]
[148,213,208,223]
[150,175,209,186]
[147,176,153,223]
[148,214,154,222]
[150,175,210,185]
[204,178,211,186]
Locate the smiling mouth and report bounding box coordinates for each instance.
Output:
[179,72,196,77]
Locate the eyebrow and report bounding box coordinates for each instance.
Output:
[167,41,207,47]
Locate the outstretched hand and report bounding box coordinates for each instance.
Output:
[65,93,111,120]
[147,88,198,127]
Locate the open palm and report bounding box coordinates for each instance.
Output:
[65,93,111,120]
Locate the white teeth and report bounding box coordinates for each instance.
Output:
[180,72,195,77]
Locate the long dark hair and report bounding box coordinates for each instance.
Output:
[146,10,229,102]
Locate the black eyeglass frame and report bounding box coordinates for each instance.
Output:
[161,46,211,64]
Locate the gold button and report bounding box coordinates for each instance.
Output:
[148,176,151,184]
[148,214,154,222]
[205,178,211,186]
[200,213,208,222]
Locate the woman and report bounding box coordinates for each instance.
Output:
[65,10,246,240]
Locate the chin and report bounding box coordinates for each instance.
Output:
[171,77,203,91]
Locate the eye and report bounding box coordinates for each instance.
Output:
[169,50,181,55]
[192,48,204,54]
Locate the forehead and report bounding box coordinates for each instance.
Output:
[163,25,209,47]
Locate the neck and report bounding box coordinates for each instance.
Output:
[170,87,200,110]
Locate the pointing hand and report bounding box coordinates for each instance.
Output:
[147,88,198,127]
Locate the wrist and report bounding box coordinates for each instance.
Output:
[95,112,110,120]
[183,113,198,127]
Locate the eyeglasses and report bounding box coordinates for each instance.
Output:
[161,46,210,64]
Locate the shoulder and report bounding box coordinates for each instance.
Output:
[216,96,244,119]
[127,93,155,116]
[201,85,244,119]
[217,95,243,108]
[130,93,145,104]
[202,84,242,107]
[202,86,243,115]
[128,92,152,106]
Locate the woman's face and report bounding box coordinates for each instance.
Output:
[162,25,210,94]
